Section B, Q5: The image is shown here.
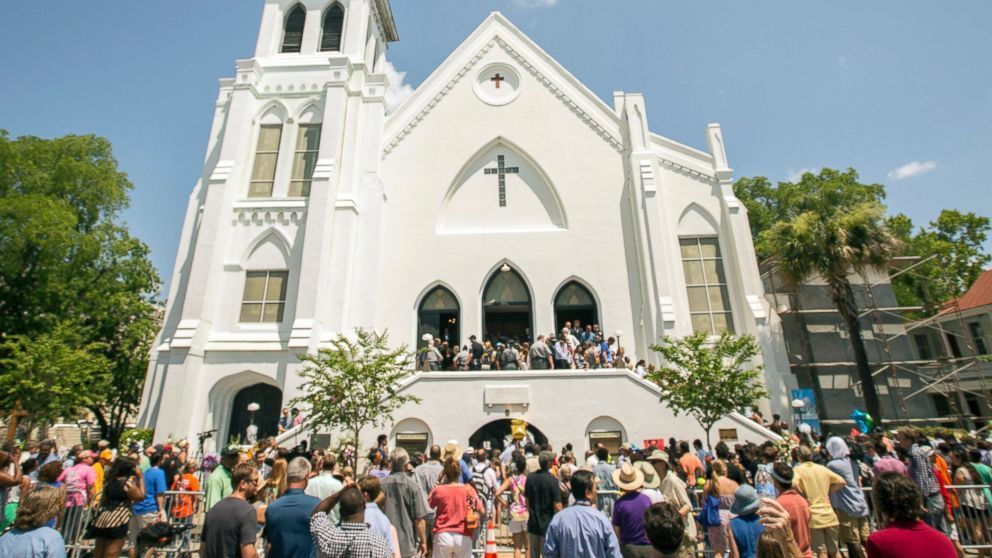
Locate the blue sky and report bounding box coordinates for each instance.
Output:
[1,1,990,289]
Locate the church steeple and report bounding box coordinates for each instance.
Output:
[253,0,398,65]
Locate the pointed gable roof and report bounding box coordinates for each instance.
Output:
[940,269,992,315]
[382,11,623,158]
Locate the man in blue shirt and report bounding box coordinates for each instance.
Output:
[131,452,167,557]
[359,477,399,556]
[543,470,621,558]
[265,457,320,558]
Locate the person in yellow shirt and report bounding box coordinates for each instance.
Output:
[793,446,846,558]
[92,450,114,498]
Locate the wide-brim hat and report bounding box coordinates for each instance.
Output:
[612,462,645,491]
[730,484,760,516]
[442,441,461,461]
[646,450,668,463]
[635,461,660,489]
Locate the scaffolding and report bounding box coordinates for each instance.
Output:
[761,254,992,432]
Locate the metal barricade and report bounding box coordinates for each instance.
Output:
[57,489,94,558]
[156,490,206,557]
[59,489,205,558]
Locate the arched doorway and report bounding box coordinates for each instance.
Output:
[417,286,460,348]
[229,383,282,445]
[553,281,598,331]
[482,265,532,344]
[469,419,548,452]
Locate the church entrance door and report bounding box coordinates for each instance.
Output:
[469,419,548,452]
[482,265,532,344]
[229,383,282,444]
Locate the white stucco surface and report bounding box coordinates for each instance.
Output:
[139,0,794,451]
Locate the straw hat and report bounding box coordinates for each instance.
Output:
[442,441,461,461]
[635,461,660,489]
[612,462,645,491]
[646,449,668,462]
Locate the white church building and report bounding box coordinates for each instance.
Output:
[139,0,795,454]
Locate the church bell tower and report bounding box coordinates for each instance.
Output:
[139,0,399,446]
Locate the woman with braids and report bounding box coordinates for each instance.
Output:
[865,472,956,558]
[0,484,66,557]
[90,457,145,558]
[949,447,991,555]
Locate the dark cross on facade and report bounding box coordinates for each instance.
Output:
[484,155,518,207]
[490,73,505,89]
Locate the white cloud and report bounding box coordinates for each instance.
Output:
[786,167,819,182]
[382,60,414,114]
[887,160,937,181]
[511,0,558,7]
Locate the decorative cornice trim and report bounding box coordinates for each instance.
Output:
[658,158,718,185]
[382,41,497,158]
[232,202,307,226]
[382,37,623,158]
[494,37,622,153]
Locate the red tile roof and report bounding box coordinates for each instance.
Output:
[940,269,992,314]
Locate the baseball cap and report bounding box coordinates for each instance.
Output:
[99,450,114,461]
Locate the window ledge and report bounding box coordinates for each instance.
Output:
[234,199,308,210]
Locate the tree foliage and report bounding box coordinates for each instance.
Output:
[290,329,421,467]
[648,331,767,448]
[734,170,887,261]
[735,168,898,423]
[0,130,160,442]
[0,322,112,430]
[888,210,991,315]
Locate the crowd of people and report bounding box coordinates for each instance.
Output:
[419,320,648,374]
[0,425,990,558]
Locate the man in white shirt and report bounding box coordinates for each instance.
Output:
[306,455,344,524]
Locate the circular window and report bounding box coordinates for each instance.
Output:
[473,63,521,106]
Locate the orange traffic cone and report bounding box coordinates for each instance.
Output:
[484,518,498,558]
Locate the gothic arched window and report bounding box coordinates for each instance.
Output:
[281,4,307,53]
[417,286,460,348]
[320,3,345,52]
[553,281,598,331]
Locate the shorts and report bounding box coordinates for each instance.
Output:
[433,531,472,558]
[91,523,130,540]
[508,519,527,534]
[837,511,870,544]
[810,526,839,556]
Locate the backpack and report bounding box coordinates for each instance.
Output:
[471,466,493,508]
[501,348,518,367]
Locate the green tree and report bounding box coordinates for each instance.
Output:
[290,329,421,468]
[0,131,160,441]
[734,172,886,260]
[889,210,990,315]
[738,168,898,423]
[648,331,767,448]
[0,322,112,431]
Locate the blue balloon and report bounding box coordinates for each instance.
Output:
[850,409,874,434]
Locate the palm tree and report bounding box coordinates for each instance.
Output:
[758,170,898,424]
